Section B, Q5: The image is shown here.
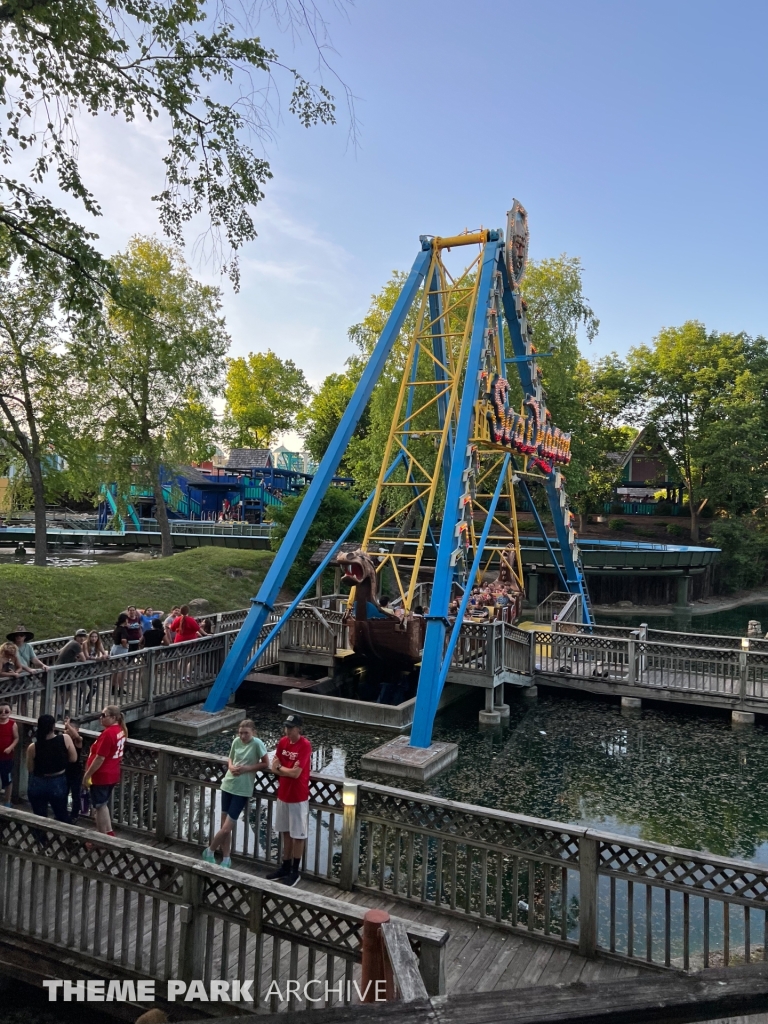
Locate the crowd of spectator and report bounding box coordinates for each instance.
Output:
[0,605,213,685]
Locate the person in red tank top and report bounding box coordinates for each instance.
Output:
[0,702,19,807]
[82,705,127,835]
[169,605,207,644]
[266,714,312,887]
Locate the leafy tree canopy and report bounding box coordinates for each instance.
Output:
[84,234,229,555]
[0,256,96,561]
[224,349,311,449]
[627,322,768,539]
[269,484,363,591]
[0,0,344,297]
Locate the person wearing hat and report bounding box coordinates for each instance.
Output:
[55,630,88,665]
[267,714,312,887]
[6,626,44,673]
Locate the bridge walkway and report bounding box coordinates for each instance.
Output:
[106,826,645,996]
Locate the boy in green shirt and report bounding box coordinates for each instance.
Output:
[202,719,268,867]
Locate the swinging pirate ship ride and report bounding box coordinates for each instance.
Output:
[204,200,590,749]
[334,202,576,671]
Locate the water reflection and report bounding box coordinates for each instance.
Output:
[150,690,768,864]
[598,603,768,637]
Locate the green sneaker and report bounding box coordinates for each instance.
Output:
[221,857,232,868]
[201,848,215,864]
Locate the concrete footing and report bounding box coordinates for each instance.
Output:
[732,710,755,726]
[495,703,511,720]
[360,736,458,782]
[621,696,642,709]
[479,709,501,726]
[148,703,245,737]
[523,686,538,699]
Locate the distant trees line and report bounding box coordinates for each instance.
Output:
[4,244,767,595]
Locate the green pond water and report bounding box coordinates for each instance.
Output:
[148,686,768,866]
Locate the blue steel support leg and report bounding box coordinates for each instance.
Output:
[516,471,568,593]
[203,247,432,713]
[543,475,582,590]
[411,238,503,748]
[237,454,403,679]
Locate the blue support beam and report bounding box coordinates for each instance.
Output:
[515,469,568,592]
[238,454,403,679]
[203,247,432,712]
[410,237,503,748]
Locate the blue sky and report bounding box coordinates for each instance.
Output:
[66,1,768,387]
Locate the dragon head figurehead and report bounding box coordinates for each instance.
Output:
[335,549,381,614]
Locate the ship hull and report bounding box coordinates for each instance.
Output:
[347,616,426,669]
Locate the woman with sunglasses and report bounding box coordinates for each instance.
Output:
[82,705,127,836]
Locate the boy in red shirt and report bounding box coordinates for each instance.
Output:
[82,705,127,835]
[267,714,312,887]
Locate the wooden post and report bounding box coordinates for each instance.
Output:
[315,571,323,599]
[142,649,155,708]
[154,748,175,840]
[528,628,537,677]
[178,869,205,983]
[340,783,360,891]
[43,665,55,716]
[417,936,447,997]
[361,909,392,1002]
[578,835,599,959]
[626,638,636,686]
[739,650,748,708]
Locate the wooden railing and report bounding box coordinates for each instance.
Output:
[536,591,575,624]
[4,619,280,724]
[13,719,767,975]
[0,808,447,1008]
[530,628,768,709]
[278,606,348,660]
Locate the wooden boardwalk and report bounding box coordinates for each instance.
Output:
[300,876,644,994]
[131,830,644,996]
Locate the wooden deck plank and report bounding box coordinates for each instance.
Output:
[494,938,543,990]
[452,931,512,993]
[477,935,525,992]
[531,945,573,987]
[446,925,499,990]
[514,942,558,989]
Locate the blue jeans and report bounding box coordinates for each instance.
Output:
[27,773,70,823]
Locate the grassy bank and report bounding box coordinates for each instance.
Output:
[1,548,274,640]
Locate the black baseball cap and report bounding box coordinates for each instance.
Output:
[284,714,303,728]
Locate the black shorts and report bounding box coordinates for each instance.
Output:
[90,783,115,809]
[0,760,12,789]
[221,790,248,821]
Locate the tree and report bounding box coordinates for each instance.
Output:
[519,256,608,514]
[269,485,363,591]
[0,261,96,563]
[90,236,228,556]
[223,351,310,449]
[0,1,347,297]
[298,370,362,473]
[627,323,768,541]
